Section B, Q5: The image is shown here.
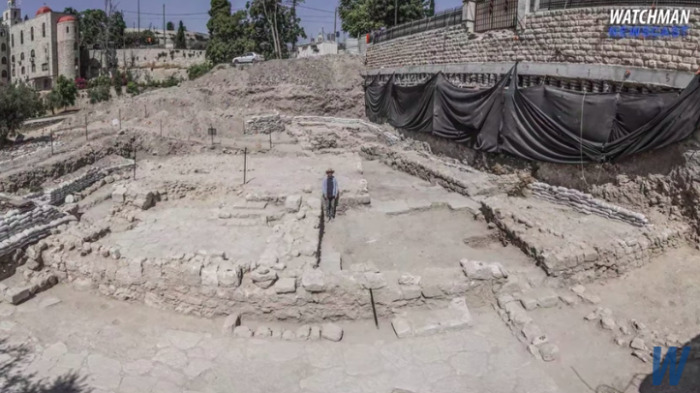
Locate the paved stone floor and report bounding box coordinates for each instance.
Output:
[0,285,564,393]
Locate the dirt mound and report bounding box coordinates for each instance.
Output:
[73,55,365,142]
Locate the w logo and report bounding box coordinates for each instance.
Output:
[653,347,691,386]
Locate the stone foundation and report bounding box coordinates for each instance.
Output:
[0,205,75,259]
[244,114,285,135]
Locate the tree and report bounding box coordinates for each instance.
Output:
[206,0,255,64]
[427,0,435,17]
[247,0,306,60]
[52,75,78,111]
[338,0,430,37]
[175,21,187,49]
[0,84,44,146]
[166,21,175,31]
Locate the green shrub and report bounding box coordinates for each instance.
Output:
[187,62,212,81]
[89,85,111,104]
[126,81,139,96]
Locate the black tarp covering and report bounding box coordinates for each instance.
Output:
[364,65,700,164]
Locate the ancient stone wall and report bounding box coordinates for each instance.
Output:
[43,161,135,205]
[0,205,74,258]
[366,7,700,72]
[244,114,285,135]
[529,182,648,227]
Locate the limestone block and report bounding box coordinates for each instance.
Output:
[321,323,343,342]
[302,269,326,292]
[460,259,494,280]
[398,273,421,286]
[285,195,302,213]
[233,326,253,338]
[218,262,242,288]
[201,264,219,287]
[362,272,387,290]
[391,317,412,338]
[4,286,31,305]
[274,277,297,294]
[222,313,241,334]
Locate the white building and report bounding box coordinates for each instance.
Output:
[0,1,80,90]
[297,41,338,58]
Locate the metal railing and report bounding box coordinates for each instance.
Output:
[373,7,463,44]
[475,0,519,32]
[539,0,700,10]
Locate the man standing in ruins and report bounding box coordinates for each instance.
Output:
[322,168,339,221]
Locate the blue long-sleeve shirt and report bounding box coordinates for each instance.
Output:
[322,176,339,198]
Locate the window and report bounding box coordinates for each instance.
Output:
[41,63,48,71]
[20,31,23,45]
[30,49,34,57]
[30,27,33,41]
[31,63,35,73]
[66,26,69,33]
[1,57,5,65]
[20,53,23,61]
[20,66,24,75]
[0,43,4,52]
[42,23,45,38]
[11,55,14,63]
[1,70,6,79]
[74,57,78,66]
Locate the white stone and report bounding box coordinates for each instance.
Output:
[630,337,647,351]
[391,317,412,338]
[398,273,421,286]
[254,326,272,338]
[601,317,616,330]
[460,259,493,280]
[571,285,586,295]
[222,313,241,334]
[72,278,93,292]
[274,277,297,294]
[321,323,343,342]
[233,326,253,338]
[538,343,559,362]
[302,269,326,292]
[295,325,311,340]
[362,272,387,290]
[285,195,302,213]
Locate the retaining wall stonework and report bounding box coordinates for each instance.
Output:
[43,161,135,206]
[366,7,700,71]
[0,206,74,259]
[529,182,648,227]
[244,114,285,135]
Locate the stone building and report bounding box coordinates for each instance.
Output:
[0,1,79,90]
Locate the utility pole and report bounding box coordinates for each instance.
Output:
[162,4,166,49]
[137,0,140,33]
[394,0,398,26]
[334,7,337,42]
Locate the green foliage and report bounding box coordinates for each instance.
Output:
[88,75,112,88]
[205,0,305,63]
[0,84,44,145]
[44,76,78,114]
[166,21,175,31]
[124,30,159,47]
[88,85,111,104]
[66,8,127,49]
[427,0,435,17]
[126,81,139,96]
[187,62,213,80]
[113,74,123,96]
[175,21,187,49]
[338,0,431,37]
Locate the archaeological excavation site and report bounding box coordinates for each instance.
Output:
[2,49,700,393]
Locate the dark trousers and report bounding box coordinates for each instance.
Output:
[324,197,337,219]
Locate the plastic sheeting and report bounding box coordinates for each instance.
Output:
[365,65,700,164]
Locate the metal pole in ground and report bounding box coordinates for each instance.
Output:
[370,289,379,329]
[243,147,247,185]
[133,149,136,179]
[269,132,272,149]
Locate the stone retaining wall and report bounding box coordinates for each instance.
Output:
[244,114,285,135]
[366,7,700,72]
[44,161,135,206]
[529,182,648,227]
[0,206,74,259]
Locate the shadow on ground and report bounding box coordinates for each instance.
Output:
[0,338,91,393]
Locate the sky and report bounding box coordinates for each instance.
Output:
[15,0,462,43]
